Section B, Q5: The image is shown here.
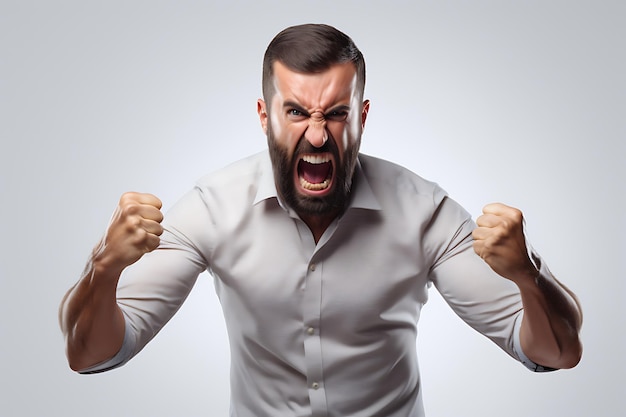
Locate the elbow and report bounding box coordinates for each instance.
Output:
[557,339,583,369]
[66,349,89,373]
[68,359,85,373]
[66,348,108,373]
[553,324,584,369]
[64,340,91,373]
[62,327,104,373]
[522,326,583,370]
[532,336,583,370]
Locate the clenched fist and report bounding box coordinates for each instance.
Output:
[472,203,538,283]
[92,192,164,274]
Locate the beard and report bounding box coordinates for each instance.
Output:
[267,126,361,217]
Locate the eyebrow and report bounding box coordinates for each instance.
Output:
[282,101,351,116]
[283,101,310,116]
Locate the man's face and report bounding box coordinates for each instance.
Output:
[257,61,370,217]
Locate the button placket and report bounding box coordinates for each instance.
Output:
[302,258,327,414]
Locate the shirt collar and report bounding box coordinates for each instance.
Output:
[253,151,382,212]
[347,158,382,211]
[253,151,279,206]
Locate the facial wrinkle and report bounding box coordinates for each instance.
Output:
[308,111,328,144]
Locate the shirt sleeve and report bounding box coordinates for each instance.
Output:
[78,188,213,372]
[77,320,136,374]
[426,196,556,371]
[512,312,557,372]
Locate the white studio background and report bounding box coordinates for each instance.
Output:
[1,1,623,416]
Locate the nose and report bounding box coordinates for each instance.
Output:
[304,111,328,148]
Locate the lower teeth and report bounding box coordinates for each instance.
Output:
[300,177,330,191]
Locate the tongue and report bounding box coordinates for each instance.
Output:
[299,160,331,184]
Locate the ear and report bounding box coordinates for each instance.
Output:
[361,99,370,129]
[257,99,268,134]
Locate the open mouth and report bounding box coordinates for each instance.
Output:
[297,154,334,192]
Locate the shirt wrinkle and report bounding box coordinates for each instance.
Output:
[81,150,549,416]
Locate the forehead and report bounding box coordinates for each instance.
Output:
[271,61,358,109]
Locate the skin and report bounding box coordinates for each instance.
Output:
[473,203,583,368]
[59,60,582,373]
[258,61,370,242]
[59,192,163,371]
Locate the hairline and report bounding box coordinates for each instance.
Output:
[264,59,365,111]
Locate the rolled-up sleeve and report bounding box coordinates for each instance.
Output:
[426,197,558,372]
[79,188,213,373]
[78,320,136,374]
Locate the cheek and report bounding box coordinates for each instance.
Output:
[269,114,305,151]
[268,94,285,141]
[338,94,365,151]
[269,114,283,139]
[269,95,304,151]
[335,117,361,153]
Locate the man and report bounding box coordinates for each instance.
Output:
[60,24,582,416]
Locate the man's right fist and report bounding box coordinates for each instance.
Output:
[93,192,164,274]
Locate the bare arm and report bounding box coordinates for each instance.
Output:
[59,192,164,371]
[472,203,583,369]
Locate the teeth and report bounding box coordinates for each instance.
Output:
[298,154,332,191]
[301,154,330,164]
[300,177,330,190]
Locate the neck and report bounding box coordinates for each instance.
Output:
[299,211,339,244]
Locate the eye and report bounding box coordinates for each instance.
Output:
[325,109,349,122]
[286,108,307,121]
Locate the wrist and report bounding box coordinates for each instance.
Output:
[88,250,125,286]
[89,238,128,280]
[509,263,541,289]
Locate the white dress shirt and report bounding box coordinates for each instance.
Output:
[82,150,549,416]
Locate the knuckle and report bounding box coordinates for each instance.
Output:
[120,201,142,220]
[145,235,160,252]
[499,218,512,231]
[492,229,507,243]
[510,208,523,223]
[131,227,148,243]
[153,196,163,210]
[119,191,138,204]
[123,215,142,232]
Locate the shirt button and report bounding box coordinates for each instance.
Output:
[311,382,320,390]
[307,327,315,335]
[309,263,316,272]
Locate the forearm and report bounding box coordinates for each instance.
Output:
[59,261,126,372]
[472,203,583,369]
[59,192,165,371]
[517,269,583,369]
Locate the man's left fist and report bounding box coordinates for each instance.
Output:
[472,203,538,282]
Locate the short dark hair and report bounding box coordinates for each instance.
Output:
[262,24,366,104]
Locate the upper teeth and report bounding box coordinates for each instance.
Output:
[302,154,330,164]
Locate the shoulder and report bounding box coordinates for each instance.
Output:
[358,153,447,208]
[163,151,273,245]
[196,151,269,189]
[353,154,473,258]
[177,150,273,219]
